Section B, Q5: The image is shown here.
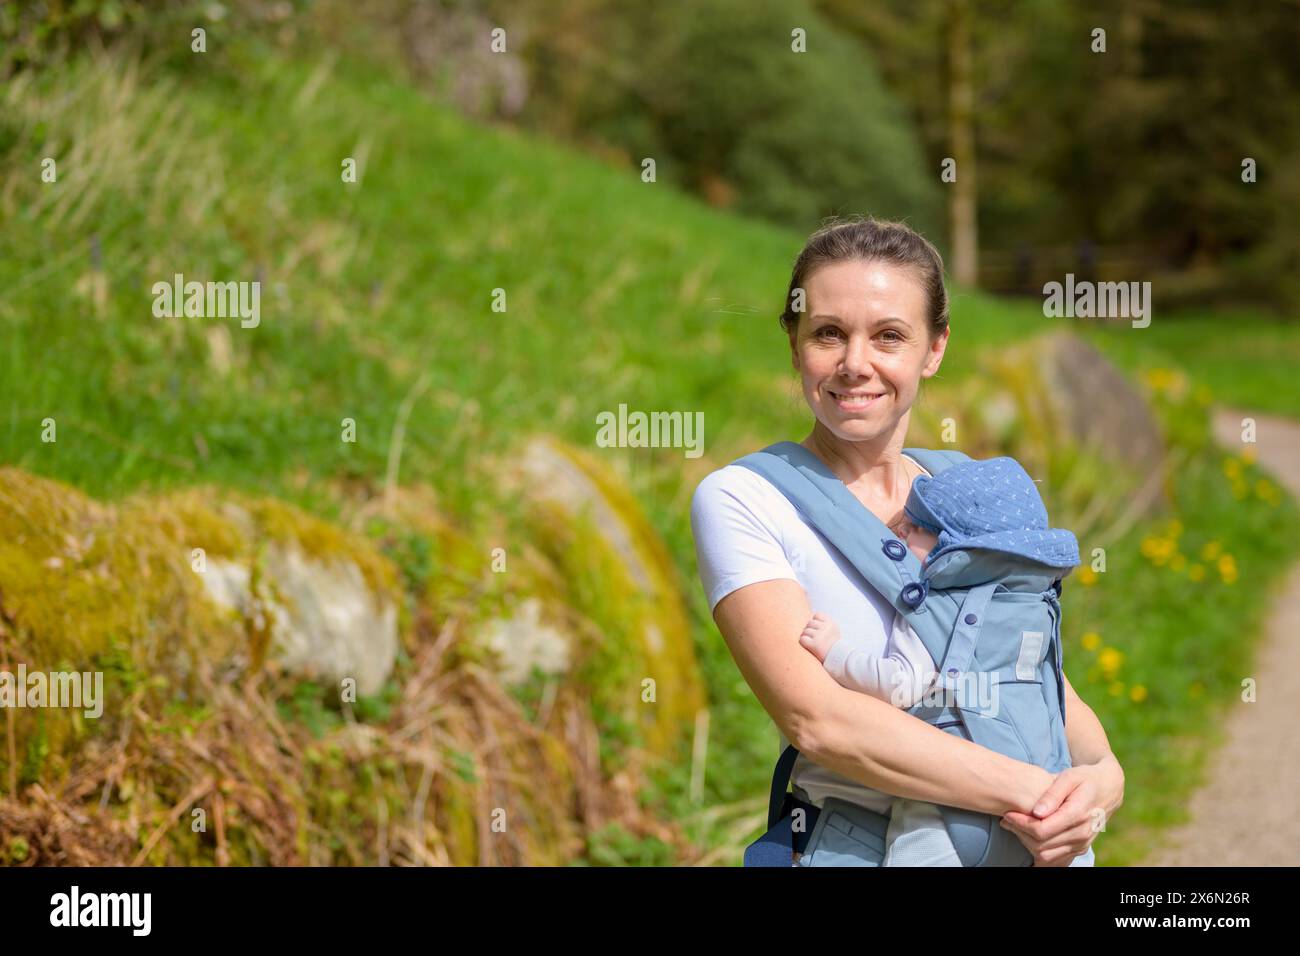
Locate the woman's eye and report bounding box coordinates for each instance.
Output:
[880,330,903,343]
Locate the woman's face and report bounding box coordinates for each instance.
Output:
[790,259,948,443]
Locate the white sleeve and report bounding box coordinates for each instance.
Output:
[822,613,937,707]
[690,469,798,614]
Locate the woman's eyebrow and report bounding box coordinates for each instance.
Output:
[809,313,908,325]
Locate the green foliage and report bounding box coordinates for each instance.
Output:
[817,0,1300,313]
[350,678,399,724]
[276,680,344,739]
[518,0,942,233]
[274,677,401,736]
[1082,312,1300,419]
[576,823,675,867]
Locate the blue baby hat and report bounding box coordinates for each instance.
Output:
[903,456,1081,569]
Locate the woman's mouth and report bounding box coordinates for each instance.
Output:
[828,389,885,412]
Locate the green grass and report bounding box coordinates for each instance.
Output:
[1082,310,1300,418]
[1059,444,1299,864]
[3,43,1299,865]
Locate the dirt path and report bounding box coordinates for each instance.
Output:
[1141,407,1300,866]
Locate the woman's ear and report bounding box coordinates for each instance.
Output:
[921,326,950,378]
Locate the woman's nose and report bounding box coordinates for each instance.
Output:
[839,334,876,378]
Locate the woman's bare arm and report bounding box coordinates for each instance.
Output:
[998,673,1125,861]
[1062,674,1116,766]
[1059,674,1125,814]
[714,576,1053,817]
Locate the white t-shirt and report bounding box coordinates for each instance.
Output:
[689,453,936,815]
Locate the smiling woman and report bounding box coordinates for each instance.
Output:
[781,222,949,456]
[690,215,1124,866]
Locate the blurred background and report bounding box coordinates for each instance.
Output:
[1,0,1297,866]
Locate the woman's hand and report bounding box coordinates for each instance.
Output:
[1000,754,1125,866]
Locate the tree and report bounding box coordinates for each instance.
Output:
[946,0,978,286]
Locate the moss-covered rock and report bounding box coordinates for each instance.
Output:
[500,435,708,768]
[0,469,404,784]
[0,463,708,865]
[0,472,404,687]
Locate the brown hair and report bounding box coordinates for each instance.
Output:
[778,215,949,340]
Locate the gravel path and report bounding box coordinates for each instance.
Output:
[1141,406,1300,866]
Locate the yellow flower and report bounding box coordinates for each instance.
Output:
[1221,565,1239,585]
[1077,565,1098,587]
[1129,685,1148,703]
[1200,541,1222,560]
[1217,554,1237,574]
[1240,445,1257,465]
[1081,631,1102,652]
[1142,536,1175,564]
[1223,458,1242,479]
[1188,563,1206,582]
[1143,367,1185,395]
[1108,681,1126,697]
[1142,369,1170,390]
[1098,646,1124,677]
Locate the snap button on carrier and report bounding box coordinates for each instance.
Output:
[882,538,907,560]
[900,580,928,608]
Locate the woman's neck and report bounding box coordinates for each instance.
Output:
[800,416,916,503]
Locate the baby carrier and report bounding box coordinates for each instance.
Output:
[735,442,1074,867]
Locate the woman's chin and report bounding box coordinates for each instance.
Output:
[821,417,889,443]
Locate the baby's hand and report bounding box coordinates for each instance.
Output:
[799,612,842,663]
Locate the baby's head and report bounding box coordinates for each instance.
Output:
[900,517,939,567]
[901,455,1081,573]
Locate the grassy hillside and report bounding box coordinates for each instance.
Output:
[3,44,1298,864]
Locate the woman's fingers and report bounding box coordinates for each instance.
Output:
[1002,815,1094,865]
[1002,804,1076,843]
[1002,774,1103,863]
[1037,845,1082,866]
[1028,769,1077,819]
[1036,824,1097,866]
[1041,822,1097,857]
[1009,768,1100,836]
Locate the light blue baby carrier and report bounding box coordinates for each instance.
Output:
[735,442,1077,866]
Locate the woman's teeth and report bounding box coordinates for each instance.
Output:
[831,391,882,410]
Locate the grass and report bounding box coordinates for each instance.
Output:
[2,42,1299,864]
[1059,441,1299,864]
[1081,309,1300,419]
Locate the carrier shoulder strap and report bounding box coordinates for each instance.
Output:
[734,440,971,663]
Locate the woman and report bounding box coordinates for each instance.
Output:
[690,217,1124,865]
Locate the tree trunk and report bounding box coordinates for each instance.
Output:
[946,0,978,287]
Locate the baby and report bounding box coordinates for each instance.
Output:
[797,454,1082,866]
[800,515,940,711]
